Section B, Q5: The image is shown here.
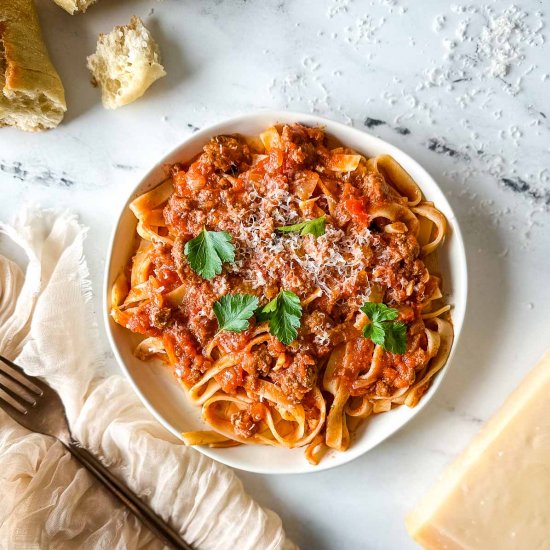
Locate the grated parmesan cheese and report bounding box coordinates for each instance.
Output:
[222,175,378,302]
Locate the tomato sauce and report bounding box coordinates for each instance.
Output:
[121,125,437,406]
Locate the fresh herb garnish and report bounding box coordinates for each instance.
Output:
[277,216,326,237]
[213,293,259,333]
[184,228,235,280]
[360,302,407,354]
[257,290,302,345]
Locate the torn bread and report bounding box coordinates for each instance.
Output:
[52,0,97,15]
[0,0,66,131]
[87,16,166,110]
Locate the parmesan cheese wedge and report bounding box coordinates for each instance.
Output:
[406,349,550,549]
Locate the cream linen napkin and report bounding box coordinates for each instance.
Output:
[0,209,296,550]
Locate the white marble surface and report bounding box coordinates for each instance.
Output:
[1,0,550,548]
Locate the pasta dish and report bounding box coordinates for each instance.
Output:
[111,123,453,464]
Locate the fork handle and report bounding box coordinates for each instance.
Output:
[66,443,192,550]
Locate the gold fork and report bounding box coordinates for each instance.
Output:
[0,355,192,550]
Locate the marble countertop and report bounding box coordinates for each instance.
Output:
[1,0,549,548]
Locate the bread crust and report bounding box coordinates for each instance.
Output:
[0,0,66,131]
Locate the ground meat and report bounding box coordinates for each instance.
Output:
[231,409,258,438]
[171,235,185,279]
[126,302,161,336]
[383,233,420,264]
[216,327,254,353]
[203,135,251,173]
[183,283,219,347]
[357,169,402,206]
[279,124,325,171]
[195,189,222,210]
[326,321,362,349]
[242,347,273,377]
[266,338,286,357]
[149,306,171,329]
[183,209,207,236]
[164,195,194,236]
[394,362,416,388]
[299,311,335,356]
[270,352,317,402]
[338,338,375,387]
[374,254,429,304]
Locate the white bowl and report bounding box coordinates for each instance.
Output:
[104,111,467,474]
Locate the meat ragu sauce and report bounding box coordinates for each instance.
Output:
[121,124,441,439]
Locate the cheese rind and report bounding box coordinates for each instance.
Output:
[406,350,550,550]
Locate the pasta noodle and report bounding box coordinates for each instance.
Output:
[111,124,453,464]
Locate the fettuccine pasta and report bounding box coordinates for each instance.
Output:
[111,124,453,464]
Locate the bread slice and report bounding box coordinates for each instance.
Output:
[0,0,66,131]
[52,0,97,14]
[87,16,166,110]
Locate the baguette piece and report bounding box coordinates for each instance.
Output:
[0,0,66,131]
[52,0,97,14]
[87,16,166,110]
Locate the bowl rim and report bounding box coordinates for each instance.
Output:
[103,110,468,474]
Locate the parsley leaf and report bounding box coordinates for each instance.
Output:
[277,216,326,237]
[360,301,407,354]
[254,305,272,324]
[383,322,407,355]
[257,290,302,345]
[213,293,259,333]
[360,302,398,323]
[362,322,385,347]
[184,229,235,280]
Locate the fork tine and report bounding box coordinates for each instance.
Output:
[0,356,43,395]
[0,387,28,415]
[0,372,37,405]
